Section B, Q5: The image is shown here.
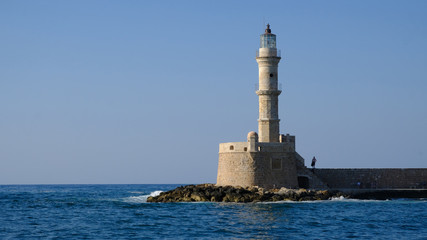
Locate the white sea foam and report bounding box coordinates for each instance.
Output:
[149,191,163,197]
[330,196,347,201]
[258,196,391,204]
[330,196,388,202]
[124,190,163,203]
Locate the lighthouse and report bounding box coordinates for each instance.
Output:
[216,24,305,189]
[256,24,281,143]
[216,25,379,190]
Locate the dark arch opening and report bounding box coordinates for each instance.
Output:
[298,176,310,189]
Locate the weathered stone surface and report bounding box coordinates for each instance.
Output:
[314,168,427,189]
[146,184,343,203]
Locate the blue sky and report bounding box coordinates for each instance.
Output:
[1,1,426,184]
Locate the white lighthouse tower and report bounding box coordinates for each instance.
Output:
[256,24,281,143]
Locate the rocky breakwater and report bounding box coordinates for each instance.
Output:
[147,184,344,203]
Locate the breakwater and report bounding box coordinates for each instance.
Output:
[340,189,427,200]
[147,184,343,202]
[147,184,427,203]
[314,168,427,189]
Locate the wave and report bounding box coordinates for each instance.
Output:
[123,191,163,203]
[258,196,391,204]
[329,196,388,202]
[122,192,426,204]
[330,197,426,202]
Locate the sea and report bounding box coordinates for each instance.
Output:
[0,184,426,239]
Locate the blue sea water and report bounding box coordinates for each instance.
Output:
[0,185,426,239]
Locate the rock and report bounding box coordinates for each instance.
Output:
[146,184,342,203]
[190,193,202,201]
[271,195,282,201]
[277,188,293,196]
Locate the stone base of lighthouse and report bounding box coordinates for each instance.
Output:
[216,133,299,189]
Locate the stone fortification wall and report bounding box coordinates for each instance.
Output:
[217,152,256,187]
[315,168,427,189]
[219,142,250,153]
[252,151,298,189]
[217,140,299,189]
[217,151,298,189]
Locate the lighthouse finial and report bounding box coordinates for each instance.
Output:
[265,24,271,34]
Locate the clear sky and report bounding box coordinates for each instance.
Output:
[1,1,426,184]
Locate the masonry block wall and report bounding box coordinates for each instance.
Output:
[315,168,427,189]
[217,151,299,189]
[217,152,256,187]
[217,139,299,189]
[252,151,298,189]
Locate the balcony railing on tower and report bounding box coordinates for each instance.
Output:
[256,49,281,58]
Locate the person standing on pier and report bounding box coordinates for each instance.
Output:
[311,157,317,172]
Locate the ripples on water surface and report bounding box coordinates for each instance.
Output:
[0,184,426,239]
